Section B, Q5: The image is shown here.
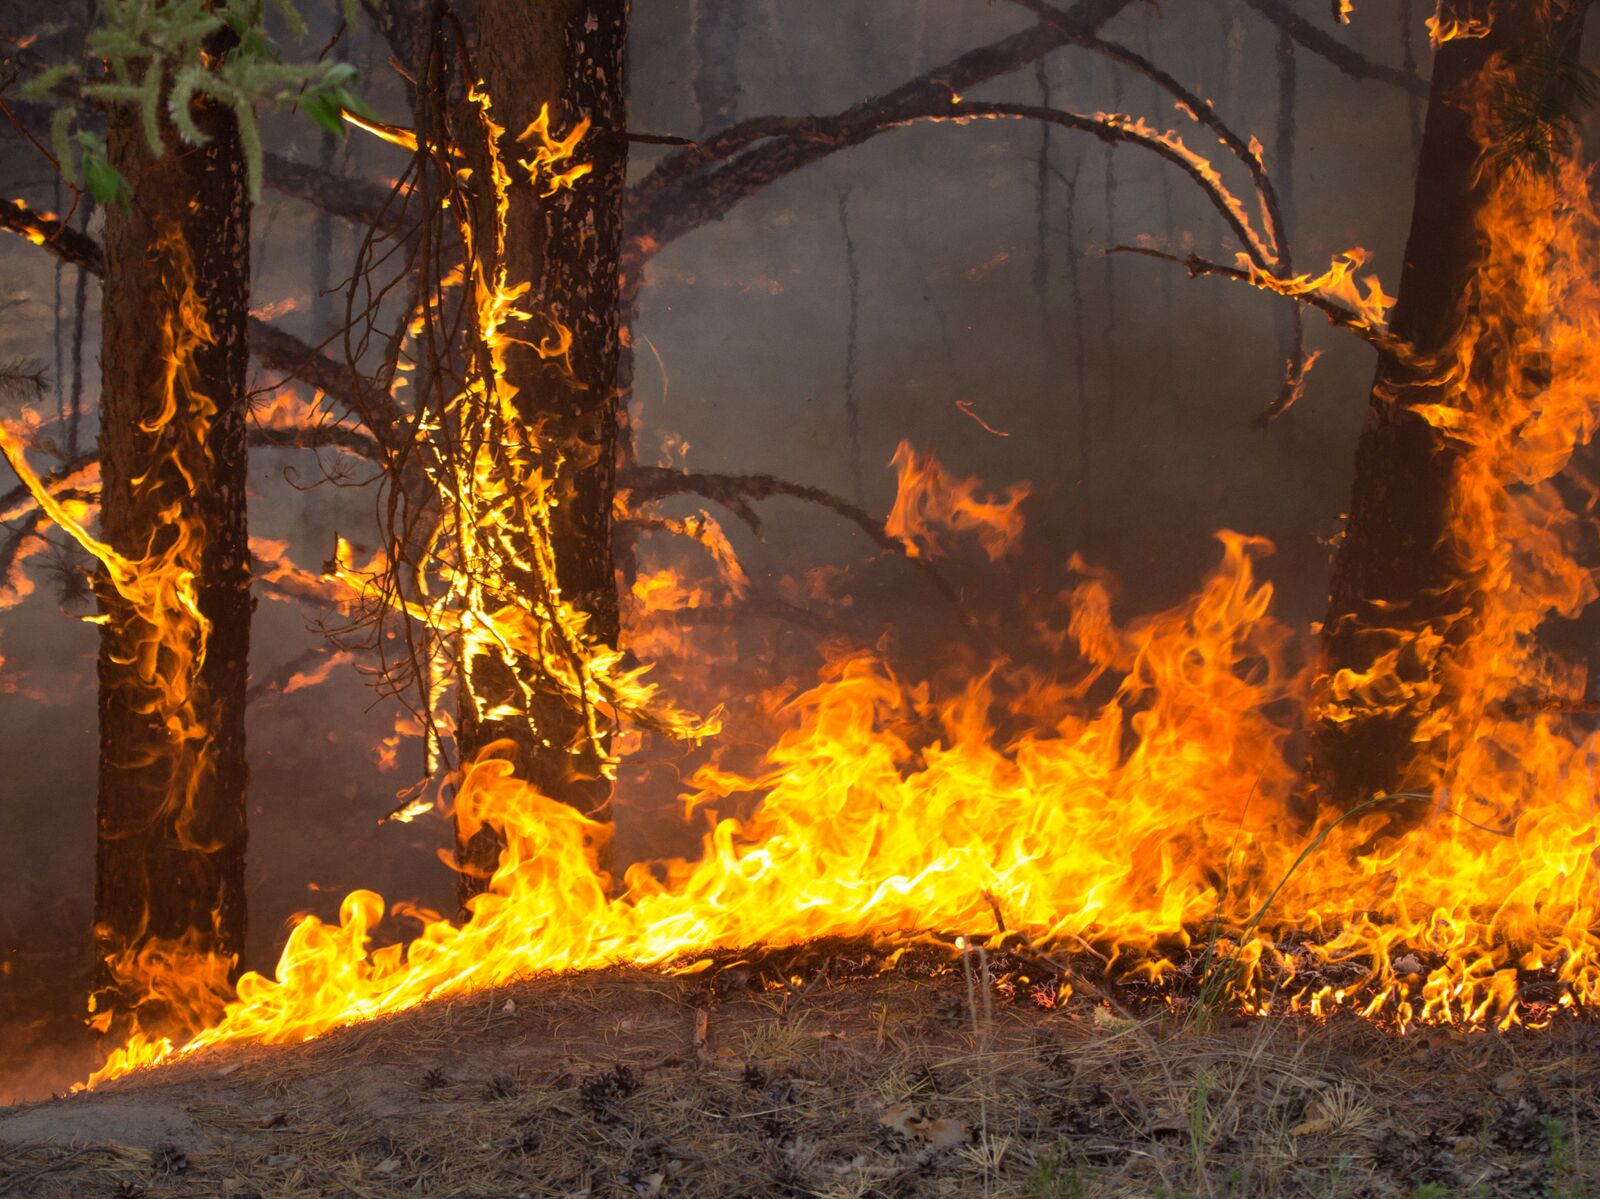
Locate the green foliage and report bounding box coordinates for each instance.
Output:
[79,132,133,212]
[1487,52,1600,176]
[1026,1146,1085,1199]
[24,0,372,204]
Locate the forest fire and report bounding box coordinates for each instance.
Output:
[5,5,1600,1195]
[61,147,1600,1087]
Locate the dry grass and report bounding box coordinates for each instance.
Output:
[2,950,1599,1198]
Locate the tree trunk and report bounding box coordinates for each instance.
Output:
[1308,0,1586,815]
[91,93,251,1040]
[455,0,629,902]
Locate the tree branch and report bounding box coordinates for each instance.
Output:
[263,153,409,237]
[1006,0,1288,265]
[249,425,385,461]
[621,464,967,611]
[1239,0,1429,97]
[1108,245,1401,351]
[0,197,387,432]
[894,101,1278,269]
[0,451,96,523]
[623,0,1135,285]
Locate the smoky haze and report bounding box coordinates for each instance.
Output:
[0,0,1485,1098]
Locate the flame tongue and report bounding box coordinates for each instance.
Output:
[79,135,1600,1086]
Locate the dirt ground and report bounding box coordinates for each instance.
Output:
[3,950,1599,1199]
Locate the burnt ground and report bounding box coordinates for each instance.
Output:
[2,952,1599,1199]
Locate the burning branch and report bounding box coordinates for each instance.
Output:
[1005,1,1289,261]
[0,195,388,433]
[879,101,1281,272]
[1107,246,1403,354]
[622,465,966,610]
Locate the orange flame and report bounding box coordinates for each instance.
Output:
[885,441,1028,562]
[80,112,1600,1088]
[1,229,238,1056]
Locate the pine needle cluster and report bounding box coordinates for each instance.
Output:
[23,0,369,206]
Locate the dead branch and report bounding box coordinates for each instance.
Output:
[0,198,102,273]
[890,101,1279,270]
[0,504,47,596]
[1108,244,1403,351]
[247,643,354,700]
[623,0,1135,289]
[1006,0,1288,265]
[249,425,385,462]
[263,153,410,237]
[0,451,95,522]
[1239,0,1429,97]
[622,465,967,610]
[0,197,387,433]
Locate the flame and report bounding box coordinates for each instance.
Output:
[76,117,1600,1086]
[1243,247,1398,336]
[341,110,419,152]
[0,229,238,1053]
[1427,5,1494,45]
[885,441,1028,562]
[356,86,720,761]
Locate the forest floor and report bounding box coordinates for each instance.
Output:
[2,948,1599,1199]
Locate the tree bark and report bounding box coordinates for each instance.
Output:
[454,0,629,902]
[90,91,251,1038]
[1308,0,1586,815]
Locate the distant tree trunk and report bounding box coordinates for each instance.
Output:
[1308,0,1586,815]
[693,0,743,137]
[455,0,628,902]
[311,47,346,335]
[91,90,251,1038]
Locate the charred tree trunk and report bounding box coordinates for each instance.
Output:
[1308,0,1586,815]
[455,0,629,902]
[91,92,251,1038]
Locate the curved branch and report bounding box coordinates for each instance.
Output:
[622,465,966,610]
[898,101,1278,270]
[1007,0,1288,266]
[1239,0,1429,97]
[1109,245,1402,351]
[623,0,1135,284]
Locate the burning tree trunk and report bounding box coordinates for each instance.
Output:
[90,93,252,1034]
[1308,0,1587,815]
[453,0,629,899]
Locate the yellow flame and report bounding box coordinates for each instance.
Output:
[83,112,1600,1087]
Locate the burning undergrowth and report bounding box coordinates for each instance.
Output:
[80,141,1600,1087]
[10,61,1600,1109]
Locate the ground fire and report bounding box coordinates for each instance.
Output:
[4,2,1600,1197]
